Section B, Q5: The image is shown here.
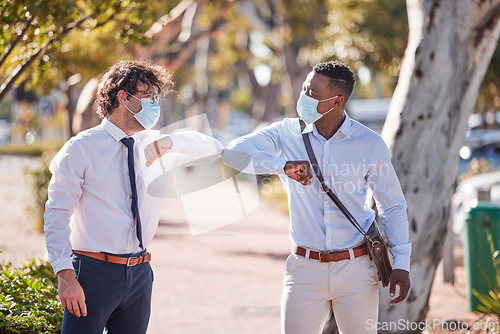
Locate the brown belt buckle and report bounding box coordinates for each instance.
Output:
[127,256,140,266]
[318,251,332,263]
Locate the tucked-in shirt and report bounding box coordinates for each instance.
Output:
[222,114,411,271]
[44,118,223,274]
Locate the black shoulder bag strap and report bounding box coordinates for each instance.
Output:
[299,119,374,244]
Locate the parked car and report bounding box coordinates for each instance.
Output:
[458,131,500,177]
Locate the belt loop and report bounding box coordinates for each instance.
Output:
[348,248,354,260]
[104,253,109,264]
[305,249,311,259]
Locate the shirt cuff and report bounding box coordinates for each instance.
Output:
[167,132,223,157]
[160,134,175,152]
[272,156,288,175]
[392,255,411,272]
[51,257,74,275]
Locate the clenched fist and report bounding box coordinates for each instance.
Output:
[284,160,313,185]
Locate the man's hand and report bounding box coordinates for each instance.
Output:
[389,269,411,305]
[57,269,87,317]
[145,136,173,167]
[284,161,313,185]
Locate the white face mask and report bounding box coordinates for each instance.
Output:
[296,91,340,124]
[125,92,161,130]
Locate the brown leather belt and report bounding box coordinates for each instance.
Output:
[294,244,368,263]
[73,250,151,266]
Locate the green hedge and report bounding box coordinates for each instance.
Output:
[0,142,63,157]
[25,155,53,233]
[0,259,63,334]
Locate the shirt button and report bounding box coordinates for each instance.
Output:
[328,239,331,242]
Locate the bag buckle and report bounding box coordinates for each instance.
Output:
[318,251,332,263]
[127,256,140,266]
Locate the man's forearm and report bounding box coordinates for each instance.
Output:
[221,147,288,175]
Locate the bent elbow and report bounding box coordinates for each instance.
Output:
[221,149,252,172]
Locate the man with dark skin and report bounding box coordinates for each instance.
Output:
[222,61,411,334]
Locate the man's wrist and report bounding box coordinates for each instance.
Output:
[160,135,173,151]
[57,269,76,280]
[274,157,288,175]
[392,256,411,272]
[283,161,289,174]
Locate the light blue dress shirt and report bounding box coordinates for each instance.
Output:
[222,114,411,271]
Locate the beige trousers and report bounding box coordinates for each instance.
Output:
[280,252,379,334]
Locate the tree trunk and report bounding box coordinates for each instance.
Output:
[262,83,280,123]
[65,81,76,139]
[71,78,100,134]
[280,43,310,117]
[379,0,500,331]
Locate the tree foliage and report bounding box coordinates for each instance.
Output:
[477,42,500,116]
[0,0,176,101]
[2,0,499,119]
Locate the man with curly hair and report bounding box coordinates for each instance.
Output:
[44,60,222,333]
[222,61,411,334]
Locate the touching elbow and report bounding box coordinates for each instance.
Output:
[221,148,252,172]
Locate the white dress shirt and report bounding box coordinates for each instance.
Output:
[222,114,411,271]
[44,118,223,274]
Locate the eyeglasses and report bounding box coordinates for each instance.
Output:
[135,89,159,104]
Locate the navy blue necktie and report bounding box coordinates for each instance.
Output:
[120,137,143,249]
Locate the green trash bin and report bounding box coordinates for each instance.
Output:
[463,202,500,312]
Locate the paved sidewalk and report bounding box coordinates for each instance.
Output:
[147,197,290,334]
[0,155,48,265]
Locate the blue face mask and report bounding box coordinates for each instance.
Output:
[296,91,340,124]
[125,92,161,130]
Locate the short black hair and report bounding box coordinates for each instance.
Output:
[313,61,355,102]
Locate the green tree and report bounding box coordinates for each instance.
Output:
[476,42,500,124]
[198,0,409,122]
[0,0,176,102]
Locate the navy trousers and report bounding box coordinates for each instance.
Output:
[61,251,154,334]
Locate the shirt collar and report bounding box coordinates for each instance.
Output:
[301,121,314,134]
[102,117,128,142]
[337,112,352,139]
[301,111,352,139]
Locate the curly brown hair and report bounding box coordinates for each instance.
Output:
[96,60,174,119]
